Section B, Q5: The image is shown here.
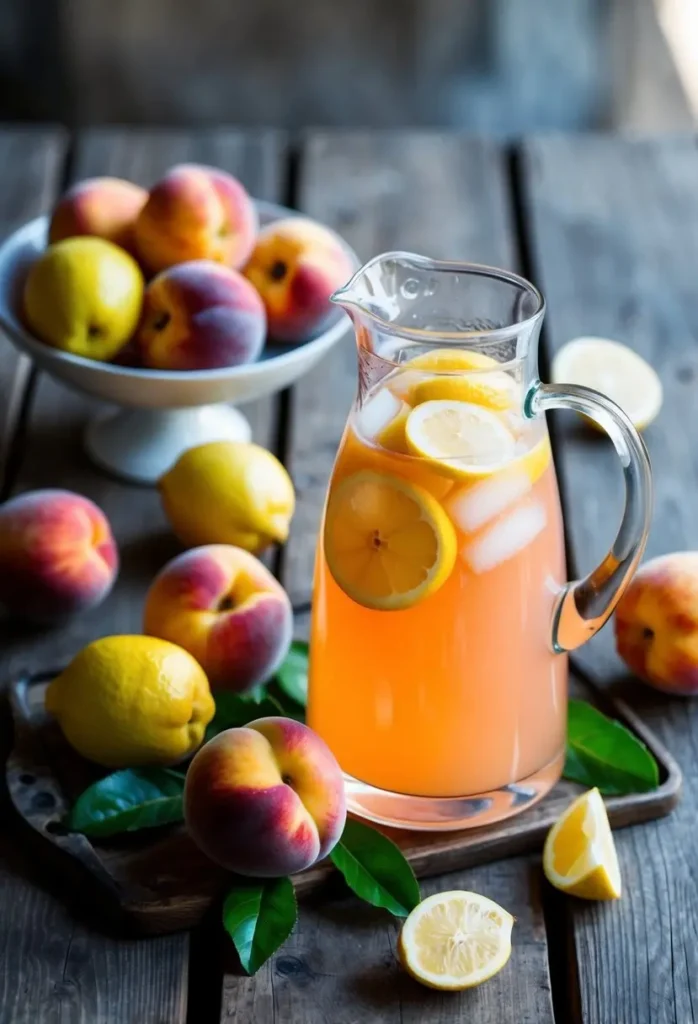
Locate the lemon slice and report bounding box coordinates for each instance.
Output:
[408,349,499,373]
[376,402,411,453]
[405,400,517,480]
[551,336,662,431]
[543,788,621,900]
[324,470,456,610]
[410,372,517,412]
[398,890,514,991]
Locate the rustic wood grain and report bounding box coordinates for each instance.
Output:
[0,128,65,495]
[222,861,552,1023]
[219,130,556,1023]
[522,133,698,1024]
[0,128,286,1024]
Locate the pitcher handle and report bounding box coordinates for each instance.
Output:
[526,381,653,653]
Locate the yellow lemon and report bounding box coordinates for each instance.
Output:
[324,470,456,610]
[410,372,518,411]
[398,890,514,991]
[23,237,144,361]
[551,336,662,432]
[45,635,215,768]
[376,401,411,453]
[159,440,295,553]
[543,788,621,900]
[406,399,518,481]
[408,349,500,373]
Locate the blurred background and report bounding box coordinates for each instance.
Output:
[0,0,696,133]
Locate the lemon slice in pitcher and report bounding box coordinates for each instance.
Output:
[398,890,514,991]
[543,788,621,900]
[324,470,456,610]
[405,399,517,480]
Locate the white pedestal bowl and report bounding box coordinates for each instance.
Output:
[0,204,357,484]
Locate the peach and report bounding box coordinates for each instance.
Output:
[136,260,266,370]
[184,717,346,876]
[134,164,258,274]
[0,490,118,623]
[243,217,354,343]
[143,544,292,692]
[615,552,698,695]
[48,177,148,254]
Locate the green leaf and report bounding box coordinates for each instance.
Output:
[68,768,185,838]
[276,641,309,708]
[330,819,420,917]
[222,877,297,975]
[564,699,660,795]
[205,691,284,741]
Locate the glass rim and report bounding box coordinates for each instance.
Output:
[332,251,546,346]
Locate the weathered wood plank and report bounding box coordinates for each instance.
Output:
[0,128,65,494]
[522,133,698,1024]
[0,128,286,1024]
[223,859,551,1022]
[221,131,555,1023]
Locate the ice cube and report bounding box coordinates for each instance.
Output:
[463,502,547,572]
[357,388,402,440]
[446,470,532,533]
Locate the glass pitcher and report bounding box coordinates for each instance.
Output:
[308,253,652,831]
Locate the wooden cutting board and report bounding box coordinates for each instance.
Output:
[6,666,681,935]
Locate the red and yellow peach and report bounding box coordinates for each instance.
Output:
[615,552,698,695]
[184,717,346,876]
[244,217,354,343]
[0,489,118,622]
[48,177,148,254]
[143,544,292,692]
[134,164,258,274]
[136,260,266,370]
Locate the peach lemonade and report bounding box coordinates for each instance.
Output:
[309,348,568,816]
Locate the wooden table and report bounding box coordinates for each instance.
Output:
[0,127,696,1024]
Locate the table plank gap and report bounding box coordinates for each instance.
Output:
[521,132,698,1024]
[219,129,555,1023]
[0,126,286,1024]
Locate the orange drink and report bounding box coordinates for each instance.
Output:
[309,358,567,812]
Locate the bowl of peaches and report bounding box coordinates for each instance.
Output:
[0,165,358,483]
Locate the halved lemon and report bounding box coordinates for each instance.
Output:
[551,336,662,432]
[398,890,514,991]
[405,400,517,480]
[543,788,621,900]
[324,470,456,610]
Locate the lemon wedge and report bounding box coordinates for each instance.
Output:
[543,788,621,900]
[324,470,456,610]
[551,336,662,431]
[398,890,514,991]
[405,400,517,480]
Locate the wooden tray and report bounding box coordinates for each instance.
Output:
[5,666,682,935]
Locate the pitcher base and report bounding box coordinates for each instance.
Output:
[343,751,565,832]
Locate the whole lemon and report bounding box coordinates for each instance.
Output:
[23,236,144,361]
[45,635,215,768]
[159,441,295,553]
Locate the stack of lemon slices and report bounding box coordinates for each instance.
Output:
[325,348,549,611]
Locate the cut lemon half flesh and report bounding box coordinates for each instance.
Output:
[543,787,621,900]
[324,470,456,610]
[551,336,662,432]
[405,400,517,480]
[399,890,514,991]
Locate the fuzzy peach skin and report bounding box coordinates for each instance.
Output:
[0,490,118,623]
[243,217,354,343]
[615,552,698,695]
[184,717,347,876]
[136,260,266,370]
[49,177,148,253]
[134,163,258,274]
[143,545,292,692]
